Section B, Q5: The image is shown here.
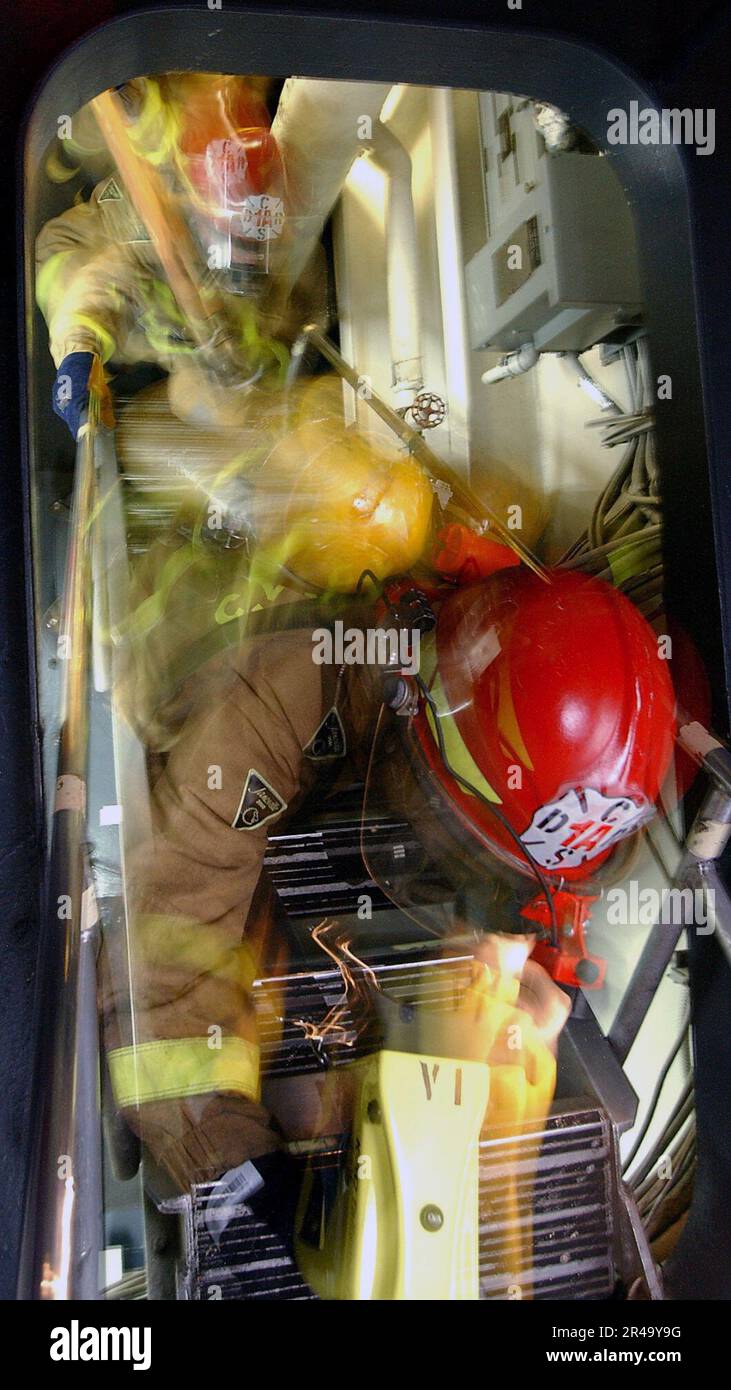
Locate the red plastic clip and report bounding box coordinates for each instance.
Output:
[522,888,605,990]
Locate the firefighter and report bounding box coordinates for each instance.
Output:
[103,399,438,1194]
[36,72,319,439]
[101,408,676,1212]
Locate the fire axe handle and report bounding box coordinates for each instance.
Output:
[91,89,249,386]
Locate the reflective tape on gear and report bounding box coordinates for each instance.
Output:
[127,79,181,166]
[35,250,76,316]
[66,313,117,365]
[426,668,502,804]
[44,149,80,184]
[108,1034,260,1107]
[419,635,502,805]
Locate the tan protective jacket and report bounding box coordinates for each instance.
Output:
[104,573,373,1190]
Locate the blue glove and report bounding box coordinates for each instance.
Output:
[52,352,95,440]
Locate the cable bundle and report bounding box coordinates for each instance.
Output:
[623,1016,696,1248]
[559,339,664,622]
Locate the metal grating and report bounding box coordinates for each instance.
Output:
[178,1108,613,1301]
[263,816,410,918]
[253,953,475,1076]
[478,1109,614,1300]
[173,958,615,1300]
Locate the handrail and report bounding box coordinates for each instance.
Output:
[18,369,106,1300]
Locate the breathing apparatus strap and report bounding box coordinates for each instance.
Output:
[163,595,375,696]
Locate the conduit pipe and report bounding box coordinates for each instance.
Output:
[368,120,423,401]
[272,78,392,293]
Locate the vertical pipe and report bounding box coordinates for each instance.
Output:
[428,88,472,475]
[369,122,423,401]
[272,78,392,293]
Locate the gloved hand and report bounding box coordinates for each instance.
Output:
[52,351,95,439]
[123,1091,282,1194]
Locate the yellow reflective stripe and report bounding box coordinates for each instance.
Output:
[495,656,534,772]
[44,149,80,184]
[235,299,290,378]
[127,80,181,166]
[419,635,502,805]
[108,1035,260,1107]
[143,276,187,329]
[127,79,164,145]
[136,279,196,354]
[113,541,199,640]
[35,250,76,315]
[427,668,502,804]
[67,313,117,364]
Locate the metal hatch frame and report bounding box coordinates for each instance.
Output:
[13,4,731,1300]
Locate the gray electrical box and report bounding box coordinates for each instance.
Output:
[465,93,643,353]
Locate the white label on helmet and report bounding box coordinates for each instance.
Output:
[519,787,651,870]
[207,138,251,207]
[239,194,285,241]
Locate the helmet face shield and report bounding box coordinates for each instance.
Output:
[189,205,284,297]
[360,703,539,943]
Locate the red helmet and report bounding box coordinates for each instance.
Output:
[414,567,676,881]
[362,567,677,938]
[174,76,286,293]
